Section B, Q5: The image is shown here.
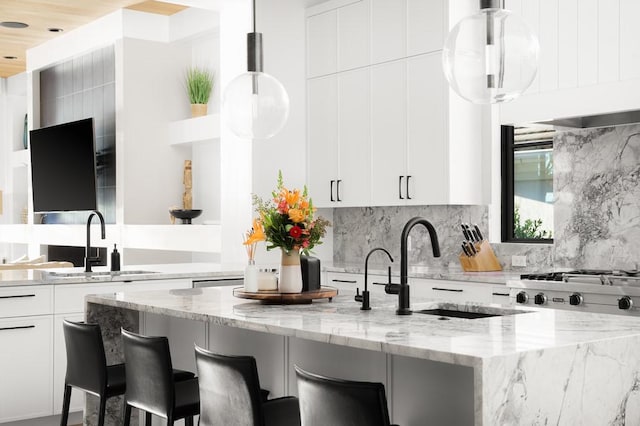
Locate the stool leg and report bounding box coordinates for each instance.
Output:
[145,411,152,426]
[185,417,194,426]
[59,385,72,426]
[97,396,106,426]
[123,403,132,426]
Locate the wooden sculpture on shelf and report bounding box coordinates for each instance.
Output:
[183,160,193,210]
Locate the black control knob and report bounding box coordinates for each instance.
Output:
[619,296,633,310]
[569,293,583,306]
[515,291,528,304]
[534,293,547,305]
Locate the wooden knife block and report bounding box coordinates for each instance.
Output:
[459,240,502,272]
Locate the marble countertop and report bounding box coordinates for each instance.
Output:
[325,262,527,285]
[0,263,243,287]
[86,286,640,368]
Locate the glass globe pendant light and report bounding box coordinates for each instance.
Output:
[442,0,539,104]
[223,0,290,140]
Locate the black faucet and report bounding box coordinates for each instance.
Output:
[85,210,106,273]
[386,217,441,315]
[355,248,394,310]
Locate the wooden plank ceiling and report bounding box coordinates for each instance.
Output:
[0,0,188,78]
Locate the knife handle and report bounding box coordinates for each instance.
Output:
[474,224,484,240]
[461,243,471,256]
[461,224,470,241]
[398,176,404,200]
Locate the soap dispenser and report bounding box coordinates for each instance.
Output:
[110,244,120,271]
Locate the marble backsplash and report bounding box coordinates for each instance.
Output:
[553,124,640,269]
[333,205,489,269]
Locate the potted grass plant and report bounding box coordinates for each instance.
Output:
[186,67,214,117]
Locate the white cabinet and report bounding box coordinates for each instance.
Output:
[308,69,371,207]
[306,0,486,208]
[0,315,53,423]
[307,10,337,78]
[337,0,370,71]
[370,61,406,206]
[371,0,406,63]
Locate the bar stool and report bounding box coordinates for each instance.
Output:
[121,329,200,426]
[195,345,300,426]
[60,320,126,426]
[294,365,399,426]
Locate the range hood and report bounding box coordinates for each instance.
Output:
[537,110,640,129]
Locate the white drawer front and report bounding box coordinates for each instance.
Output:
[0,286,53,318]
[54,283,127,314]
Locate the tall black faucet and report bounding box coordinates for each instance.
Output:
[355,247,394,310]
[85,210,106,273]
[392,217,441,315]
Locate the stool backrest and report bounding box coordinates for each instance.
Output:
[295,365,391,426]
[63,320,107,396]
[121,328,174,418]
[195,345,264,426]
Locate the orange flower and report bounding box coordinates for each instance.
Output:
[243,218,266,245]
[285,189,300,207]
[299,198,309,210]
[288,208,305,223]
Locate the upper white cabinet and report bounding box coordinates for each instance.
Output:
[338,0,370,71]
[307,10,337,78]
[307,0,485,208]
[371,0,406,63]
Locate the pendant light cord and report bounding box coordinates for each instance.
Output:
[252,0,256,32]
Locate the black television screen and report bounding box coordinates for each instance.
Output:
[29,118,98,212]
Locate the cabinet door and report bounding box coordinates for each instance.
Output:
[307,10,337,78]
[0,315,53,422]
[337,0,370,71]
[371,0,407,63]
[308,75,339,207]
[370,61,406,206]
[338,68,371,207]
[407,0,444,56]
[53,313,84,415]
[406,53,448,205]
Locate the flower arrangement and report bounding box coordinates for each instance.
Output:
[245,171,330,256]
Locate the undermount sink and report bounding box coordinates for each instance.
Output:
[415,303,528,320]
[45,270,159,279]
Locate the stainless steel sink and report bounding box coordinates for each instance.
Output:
[45,270,159,280]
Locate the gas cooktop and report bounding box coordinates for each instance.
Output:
[520,269,640,281]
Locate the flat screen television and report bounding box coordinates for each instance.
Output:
[29,118,98,212]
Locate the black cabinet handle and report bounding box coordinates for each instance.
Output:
[492,292,510,297]
[406,175,412,200]
[336,180,342,202]
[0,294,36,299]
[331,279,357,284]
[0,325,36,331]
[399,176,404,199]
[330,180,335,202]
[432,287,463,292]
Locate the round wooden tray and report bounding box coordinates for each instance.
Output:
[233,286,338,304]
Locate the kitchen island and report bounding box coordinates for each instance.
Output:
[86,286,640,426]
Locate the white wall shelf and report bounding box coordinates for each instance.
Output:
[0,223,221,254]
[168,114,220,146]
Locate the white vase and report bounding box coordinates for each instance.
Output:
[279,249,302,293]
[244,261,259,292]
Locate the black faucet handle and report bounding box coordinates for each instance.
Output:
[385,283,400,295]
[354,288,363,303]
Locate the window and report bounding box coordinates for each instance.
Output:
[501,125,554,243]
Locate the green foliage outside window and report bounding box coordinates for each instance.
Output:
[514,205,552,239]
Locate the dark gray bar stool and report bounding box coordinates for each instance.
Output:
[121,328,200,426]
[295,365,399,426]
[195,345,300,426]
